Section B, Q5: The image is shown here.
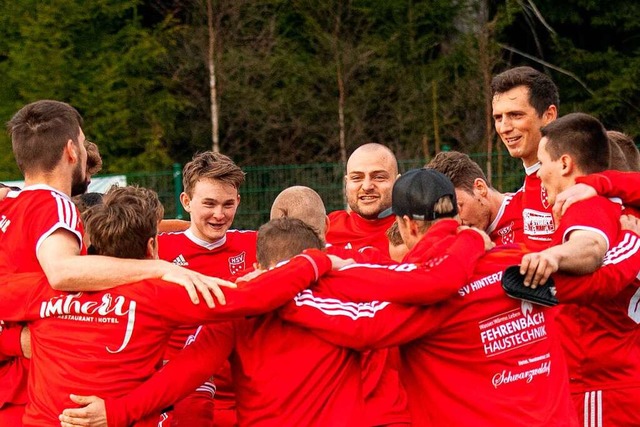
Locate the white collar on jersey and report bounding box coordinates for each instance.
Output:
[184,228,227,250]
[524,162,541,176]
[17,184,71,199]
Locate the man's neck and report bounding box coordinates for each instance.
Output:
[488,190,506,225]
[24,171,71,196]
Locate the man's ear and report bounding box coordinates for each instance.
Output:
[473,178,489,197]
[560,154,574,176]
[180,192,191,213]
[542,105,558,124]
[146,237,158,259]
[65,139,78,163]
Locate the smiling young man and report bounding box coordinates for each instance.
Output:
[326,143,399,255]
[491,67,559,251]
[325,143,412,426]
[158,151,255,427]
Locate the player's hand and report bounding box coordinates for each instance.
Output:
[161,263,237,308]
[20,326,31,359]
[553,183,597,223]
[458,226,495,251]
[59,394,106,427]
[519,251,559,288]
[620,214,640,234]
[327,254,355,270]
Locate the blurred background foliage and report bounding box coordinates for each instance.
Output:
[0,0,638,179]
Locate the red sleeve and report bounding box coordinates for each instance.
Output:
[0,324,23,360]
[280,285,439,350]
[156,249,332,327]
[31,192,84,254]
[576,170,640,206]
[557,197,620,248]
[316,229,485,304]
[105,322,235,427]
[554,230,640,303]
[0,273,53,322]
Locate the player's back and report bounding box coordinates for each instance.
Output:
[14,276,213,426]
[230,312,365,427]
[401,246,577,427]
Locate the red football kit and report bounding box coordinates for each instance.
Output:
[326,209,407,425]
[99,223,486,426]
[326,210,394,255]
[0,186,84,425]
[281,233,578,426]
[158,229,257,427]
[488,191,525,245]
[0,250,325,427]
[550,196,640,426]
[521,164,556,251]
[576,169,640,207]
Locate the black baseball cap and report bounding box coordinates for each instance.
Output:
[386,168,458,220]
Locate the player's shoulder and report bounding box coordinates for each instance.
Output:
[328,210,349,222]
[157,230,188,242]
[9,185,70,206]
[225,229,257,244]
[568,194,621,217]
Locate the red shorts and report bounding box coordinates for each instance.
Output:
[573,387,640,427]
[0,403,25,427]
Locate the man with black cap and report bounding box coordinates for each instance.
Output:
[279,168,580,426]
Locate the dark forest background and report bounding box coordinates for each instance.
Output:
[1,0,638,178]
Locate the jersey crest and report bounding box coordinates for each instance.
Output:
[229,251,247,275]
[540,186,550,210]
[496,221,515,245]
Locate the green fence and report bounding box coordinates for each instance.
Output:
[116,152,525,230]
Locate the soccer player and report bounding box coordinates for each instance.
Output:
[59,212,489,426]
[0,186,329,427]
[0,100,228,425]
[281,168,582,426]
[270,185,410,425]
[159,151,256,427]
[326,143,399,254]
[325,143,411,425]
[491,66,559,251]
[519,113,640,425]
[427,151,523,245]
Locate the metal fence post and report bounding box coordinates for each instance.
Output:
[173,163,183,219]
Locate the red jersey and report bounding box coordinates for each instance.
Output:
[326,210,394,255]
[109,316,364,427]
[488,191,524,245]
[102,227,484,427]
[158,228,256,422]
[0,186,84,411]
[281,243,578,426]
[554,229,640,304]
[326,210,407,425]
[551,198,640,394]
[576,169,640,207]
[159,229,257,359]
[0,250,326,427]
[521,164,555,251]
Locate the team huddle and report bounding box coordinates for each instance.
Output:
[1,66,640,427]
